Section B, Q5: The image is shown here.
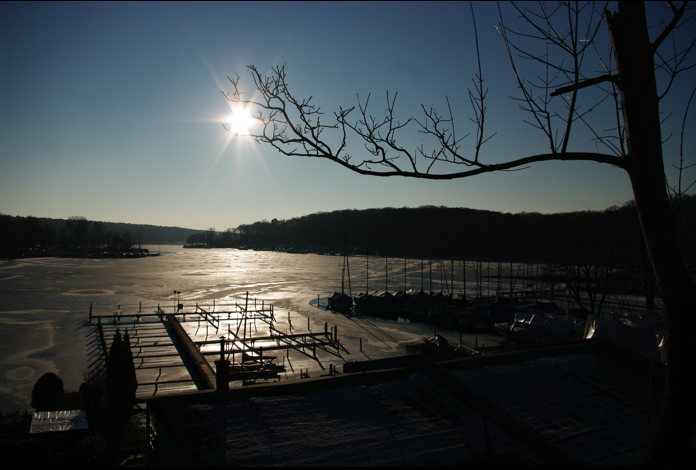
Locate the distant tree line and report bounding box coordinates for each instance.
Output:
[184,227,237,248]
[182,197,695,314]
[0,214,203,254]
[219,197,695,313]
[228,197,696,264]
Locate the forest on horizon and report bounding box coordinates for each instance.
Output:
[0,214,202,254]
[188,197,696,265]
[3,196,695,268]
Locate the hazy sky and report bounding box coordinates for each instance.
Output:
[2,2,694,230]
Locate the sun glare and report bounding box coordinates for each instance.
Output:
[227,108,253,135]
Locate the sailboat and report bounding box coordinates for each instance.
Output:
[328,232,353,313]
[354,247,374,311]
[355,249,398,317]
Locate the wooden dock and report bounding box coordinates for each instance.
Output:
[160,306,216,390]
[87,295,341,396]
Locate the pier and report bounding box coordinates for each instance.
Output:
[87,294,342,397]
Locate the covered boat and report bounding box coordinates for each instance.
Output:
[495,312,585,345]
[328,291,353,313]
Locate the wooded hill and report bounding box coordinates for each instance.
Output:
[230,197,696,265]
[0,214,202,249]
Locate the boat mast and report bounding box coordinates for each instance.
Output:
[365,246,369,293]
[341,248,345,295]
[345,231,352,299]
[429,226,432,293]
[404,240,407,292]
[341,231,346,295]
[497,219,502,295]
[450,227,455,300]
[450,250,454,297]
[421,232,424,291]
[439,234,448,295]
[462,228,466,301]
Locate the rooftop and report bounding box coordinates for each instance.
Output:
[146,339,681,466]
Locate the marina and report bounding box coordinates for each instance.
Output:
[0,245,664,411]
[87,294,344,397]
[0,244,680,466]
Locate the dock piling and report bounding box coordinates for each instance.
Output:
[90,298,335,388]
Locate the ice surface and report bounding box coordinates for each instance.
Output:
[0,247,500,412]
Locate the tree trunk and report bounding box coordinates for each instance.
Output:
[608,3,696,464]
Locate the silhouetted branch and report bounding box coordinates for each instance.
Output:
[220,2,688,181]
[550,73,617,96]
[668,85,696,211]
[221,5,628,178]
[652,1,689,51]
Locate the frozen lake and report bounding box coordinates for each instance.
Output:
[0,246,503,412]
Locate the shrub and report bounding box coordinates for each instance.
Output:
[31,372,65,411]
[106,329,137,439]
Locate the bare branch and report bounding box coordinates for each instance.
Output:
[677,85,696,203]
[652,1,689,51]
[550,73,617,96]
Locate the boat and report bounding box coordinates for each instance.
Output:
[328,232,353,313]
[327,291,352,313]
[459,296,518,330]
[495,312,584,345]
[406,334,478,360]
[475,306,516,331]
[354,250,398,316]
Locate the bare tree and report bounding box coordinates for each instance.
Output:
[91,221,106,249]
[205,227,217,248]
[223,2,695,463]
[66,215,89,247]
[122,230,133,251]
[545,209,630,316]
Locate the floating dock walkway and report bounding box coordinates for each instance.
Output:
[87,294,342,397]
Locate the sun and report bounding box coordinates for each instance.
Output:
[226,108,254,135]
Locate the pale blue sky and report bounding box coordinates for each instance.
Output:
[1,2,694,230]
